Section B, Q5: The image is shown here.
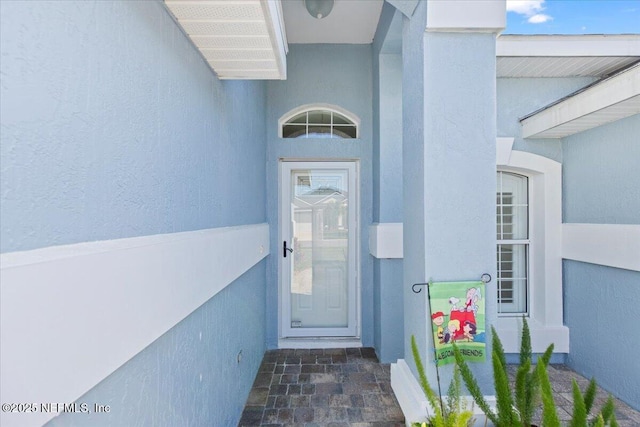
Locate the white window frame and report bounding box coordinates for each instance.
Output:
[496,141,569,353]
[496,171,530,315]
[278,103,360,139]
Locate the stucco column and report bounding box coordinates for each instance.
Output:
[401,0,505,393]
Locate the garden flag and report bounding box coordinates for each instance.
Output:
[428,281,486,366]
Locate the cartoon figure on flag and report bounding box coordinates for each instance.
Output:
[428,281,486,366]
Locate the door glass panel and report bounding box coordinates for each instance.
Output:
[290,169,349,329]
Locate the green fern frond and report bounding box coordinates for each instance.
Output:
[599,395,616,425]
[583,378,597,414]
[537,362,560,427]
[445,365,462,418]
[514,360,530,426]
[540,343,555,367]
[569,379,587,427]
[492,348,516,426]
[411,335,441,413]
[490,326,507,372]
[454,410,475,427]
[593,414,605,427]
[524,371,539,425]
[520,316,532,366]
[454,345,498,426]
[610,413,619,427]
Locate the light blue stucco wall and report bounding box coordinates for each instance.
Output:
[563,114,640,224]
[497,77,596,162]
[48,263,266,427]
[564,261,640,409]
[421,30,498,391]
[372,5,404,363]
[265,44,374,349]
[401,0,428,379]
[401,0,496,391]
[1,1,267,425]
[1,0,267,253]
[562,114,640,410]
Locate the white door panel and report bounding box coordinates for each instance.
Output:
[280,161,357,338]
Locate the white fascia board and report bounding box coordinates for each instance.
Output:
[426,0,506,33]
[497,34,640,57]
[261,0,288,80]
[521,64,640,139]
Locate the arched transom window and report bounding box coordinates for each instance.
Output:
[279,104,359,139]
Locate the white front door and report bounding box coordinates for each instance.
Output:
[280,161,358,338]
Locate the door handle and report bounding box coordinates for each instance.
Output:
[283,240,293,258]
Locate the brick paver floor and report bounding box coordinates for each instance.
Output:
[240,348,640,427]
[239,348,404,427]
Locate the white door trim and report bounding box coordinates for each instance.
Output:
[279,160,360,342]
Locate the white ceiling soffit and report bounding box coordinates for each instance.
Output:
[282,0,384,44]
[521,63,640,139]
[164,0,288,80]
[497,34,640,77]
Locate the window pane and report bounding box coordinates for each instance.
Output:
[283,125,307,138]
[496,172,528,240]
[332,113,351,125]
[282,108,357,139]
[307,110,332,125]
[497,244,528,313]
[288,112,308,124]
[333,125,357,138]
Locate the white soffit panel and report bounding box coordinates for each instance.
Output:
[164,0,288,80]
[497,35,640,78]
[521,63,640,139]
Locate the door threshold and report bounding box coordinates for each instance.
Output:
[278,337,362,349]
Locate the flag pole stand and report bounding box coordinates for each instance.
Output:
[425,281,446,417]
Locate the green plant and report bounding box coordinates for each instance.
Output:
[537,364,619,427]
[453,317,553,426]
[411,335,475,427]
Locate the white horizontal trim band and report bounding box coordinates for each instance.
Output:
[0,224,269,427]
[562,223,640,272]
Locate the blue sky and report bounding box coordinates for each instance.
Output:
[505,0,640,34]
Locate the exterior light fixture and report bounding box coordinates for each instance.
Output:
[304,0,334,19]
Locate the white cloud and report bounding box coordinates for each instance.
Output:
[528,14,553,23]
[506,0,544,15]
[507,0,553,24]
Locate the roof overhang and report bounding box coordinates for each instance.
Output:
[496,35,640,139]
[163,0,288,80]
[520,63,640,139]
[497,35,640,77]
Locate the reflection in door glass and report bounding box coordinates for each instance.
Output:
[290,170,349,328]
